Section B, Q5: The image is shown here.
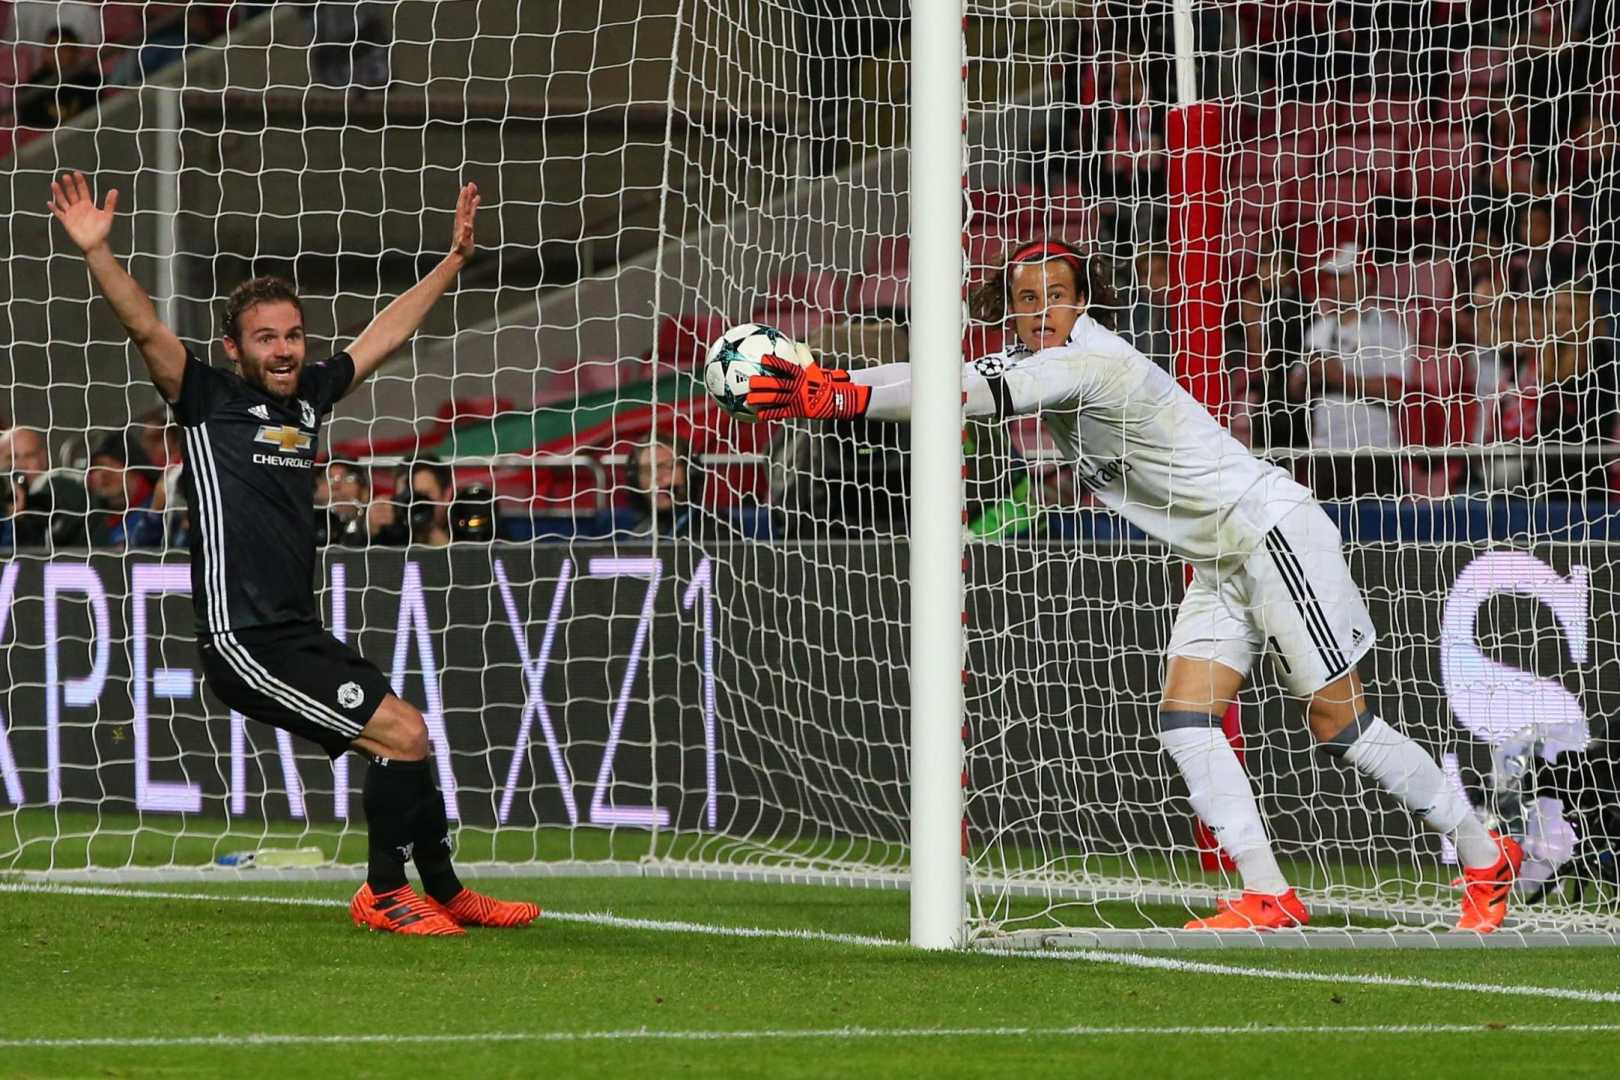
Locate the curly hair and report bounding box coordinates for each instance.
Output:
[220,276,303,342]
[967,238,1120,331]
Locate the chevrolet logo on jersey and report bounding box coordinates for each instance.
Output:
[255,425,314,453]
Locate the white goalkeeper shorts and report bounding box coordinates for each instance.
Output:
[1166,504,1376,697]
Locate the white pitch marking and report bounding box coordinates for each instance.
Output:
[4,882,1619,1004]
[0,882,899,949]
[5,1024,1620,1051]
[987,947,1620,1005]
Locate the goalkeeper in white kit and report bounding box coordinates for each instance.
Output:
[748,238,1520,932]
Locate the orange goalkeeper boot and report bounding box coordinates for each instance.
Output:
[425,887,542,929]
[350,883,465,936]
[1185,889,1310,931]
[1454,833,1523,933]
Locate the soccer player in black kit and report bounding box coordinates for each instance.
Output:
[50,170,537,937]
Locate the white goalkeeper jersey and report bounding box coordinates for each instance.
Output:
[852,314,1316,569]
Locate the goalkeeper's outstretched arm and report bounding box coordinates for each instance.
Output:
[747,354,1087,422]
[49,171,187,403]
[343,182,481,394]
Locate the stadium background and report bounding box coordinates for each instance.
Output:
[4,4,1620,1074]
[0,0,1616,932]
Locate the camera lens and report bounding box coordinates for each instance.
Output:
[408,498,436,536]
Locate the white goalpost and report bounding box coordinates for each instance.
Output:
[2,2,1618,950]
[906,0,967,951]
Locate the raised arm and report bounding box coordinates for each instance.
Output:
[344,182,480,392]
[49,172,187,402]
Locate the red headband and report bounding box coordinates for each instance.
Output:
[1009,240,1084,273]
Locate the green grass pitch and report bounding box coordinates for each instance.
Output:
[5,872,1620,1079]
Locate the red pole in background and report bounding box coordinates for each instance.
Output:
[1167,100,1241,873]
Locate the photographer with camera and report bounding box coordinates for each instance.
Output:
[0,425,88,549]
[315,460,380,547]
[373,459,453,547]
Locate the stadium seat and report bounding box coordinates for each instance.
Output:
[1409,307,1450,349]
[1225,215,1272,282]
[866,235,909,275]
[655,312,729,369]
[965,325,1001,363]
[1342,97,1417,129]
[1401,349,1473,443]
[1369,260,1456,310]
[1229,135,1315,186]
[1281,174,1373,225]
[965,226,1009,278]
[967,185,1043,225]
[1230,144,1269,184]
[1228,179,1282,228]
[760,270,848,313]
[1454,45,1513,98]
[1276,100,1341,140]
[1321,132,1382,176]
[751,308,828,343]
[1294,220,1362,293]
[852,274,909,316]
[1400,142,1477,204]
[1007,183,1098,245]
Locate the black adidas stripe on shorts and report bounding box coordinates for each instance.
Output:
[1264,527,1349,682]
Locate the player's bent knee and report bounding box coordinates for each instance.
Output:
[398,720,430,760]
[356,697,430,760]
[1306,672,1367,743]
[1160,657,1245,716]
[1307,698,1363,746]
[1308,705,1373,757]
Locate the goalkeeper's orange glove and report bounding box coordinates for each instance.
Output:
[747,356,870,421]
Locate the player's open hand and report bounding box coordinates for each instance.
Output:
[48,171,117,255]
[450,181,479,263]
[747,357,870,421]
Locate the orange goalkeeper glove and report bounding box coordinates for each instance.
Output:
[747,356,870,421]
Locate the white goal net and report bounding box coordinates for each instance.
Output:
[2,2,1618,947]
[961,0,1620,946]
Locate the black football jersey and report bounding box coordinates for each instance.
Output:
[166,350,355,635]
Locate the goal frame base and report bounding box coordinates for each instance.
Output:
[973,926,1620,951]
[9,862,1614,948]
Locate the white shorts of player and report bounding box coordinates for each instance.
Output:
[1166,503,1376,698]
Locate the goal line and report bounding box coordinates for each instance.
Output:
[8,860,1612,949]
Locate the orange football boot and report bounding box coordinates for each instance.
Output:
[350,883,466,936]
[1454,833,1523,933]
[1185,889,1310,930]
[425,888,542,928]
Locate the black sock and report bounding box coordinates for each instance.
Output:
[411,763,464,903]
[361,755,431,894]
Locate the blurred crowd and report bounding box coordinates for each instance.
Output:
[1038,1,1619,501]
[0,406,720,551]
[6,2,1619,555]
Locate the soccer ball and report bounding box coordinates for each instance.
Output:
[702,323,813,422]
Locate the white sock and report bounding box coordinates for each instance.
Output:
[1335,713,1499,869]
[1160,722,1290,894]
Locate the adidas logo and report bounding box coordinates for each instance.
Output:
[249,404,270,421]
